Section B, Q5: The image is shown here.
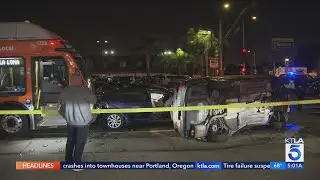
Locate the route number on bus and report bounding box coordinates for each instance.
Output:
[37,41,48,46]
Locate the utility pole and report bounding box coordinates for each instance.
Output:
[242,20,246,70]
[219,16,223,76]
[242,20,245,50]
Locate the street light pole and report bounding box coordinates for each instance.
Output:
[253,51,256,74]
[242,20,246,70]
[218,1,231,76]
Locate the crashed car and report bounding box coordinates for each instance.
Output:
[95,85,173,129]
[171,77,289,142]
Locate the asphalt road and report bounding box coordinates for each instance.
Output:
[0,121,173,140]
[0,112,319,180]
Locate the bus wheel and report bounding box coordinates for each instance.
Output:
[0,114,29,136]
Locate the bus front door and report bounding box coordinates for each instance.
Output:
[32,56,69,127]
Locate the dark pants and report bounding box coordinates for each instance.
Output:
[65,125,89,162]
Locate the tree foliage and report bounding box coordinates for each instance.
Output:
[184,28,219,75]
[158,48,194,74]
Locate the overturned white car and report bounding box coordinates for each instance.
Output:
[170,77,289,142]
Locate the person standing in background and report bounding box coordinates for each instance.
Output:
[58,74,97,171]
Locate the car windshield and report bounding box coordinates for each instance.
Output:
[0,57,26,96]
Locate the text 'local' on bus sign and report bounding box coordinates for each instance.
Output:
[0,58,23,66]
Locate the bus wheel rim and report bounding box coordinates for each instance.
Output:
[1,115,23,133]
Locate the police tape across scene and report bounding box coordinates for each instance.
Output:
[0,99,320,115]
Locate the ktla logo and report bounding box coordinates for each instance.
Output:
[285,138,304,162]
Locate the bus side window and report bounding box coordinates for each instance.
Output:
[53,64,68,87]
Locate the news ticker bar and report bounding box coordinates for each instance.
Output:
[16,161,304,170]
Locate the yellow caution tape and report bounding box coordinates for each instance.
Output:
[0,99,319,115]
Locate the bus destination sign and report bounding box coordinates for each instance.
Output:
[0,58,23,66]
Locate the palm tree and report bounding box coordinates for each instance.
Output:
[185,28,203,75]
[185,28,219,76]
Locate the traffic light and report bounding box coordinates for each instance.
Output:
[241,48,247,53]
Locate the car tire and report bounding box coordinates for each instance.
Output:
[206,123,228,143]
[0,114,29,137]
[99,114,124,129]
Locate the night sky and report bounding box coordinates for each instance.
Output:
[1,0,319,65]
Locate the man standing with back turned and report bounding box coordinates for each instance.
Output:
[58,74,97,171]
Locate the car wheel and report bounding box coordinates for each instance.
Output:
[100,114,124,129]
[206,122,228,143]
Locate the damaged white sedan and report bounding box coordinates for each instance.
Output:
[170,77,289,142]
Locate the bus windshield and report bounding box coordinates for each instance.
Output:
[0,57,26,96]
